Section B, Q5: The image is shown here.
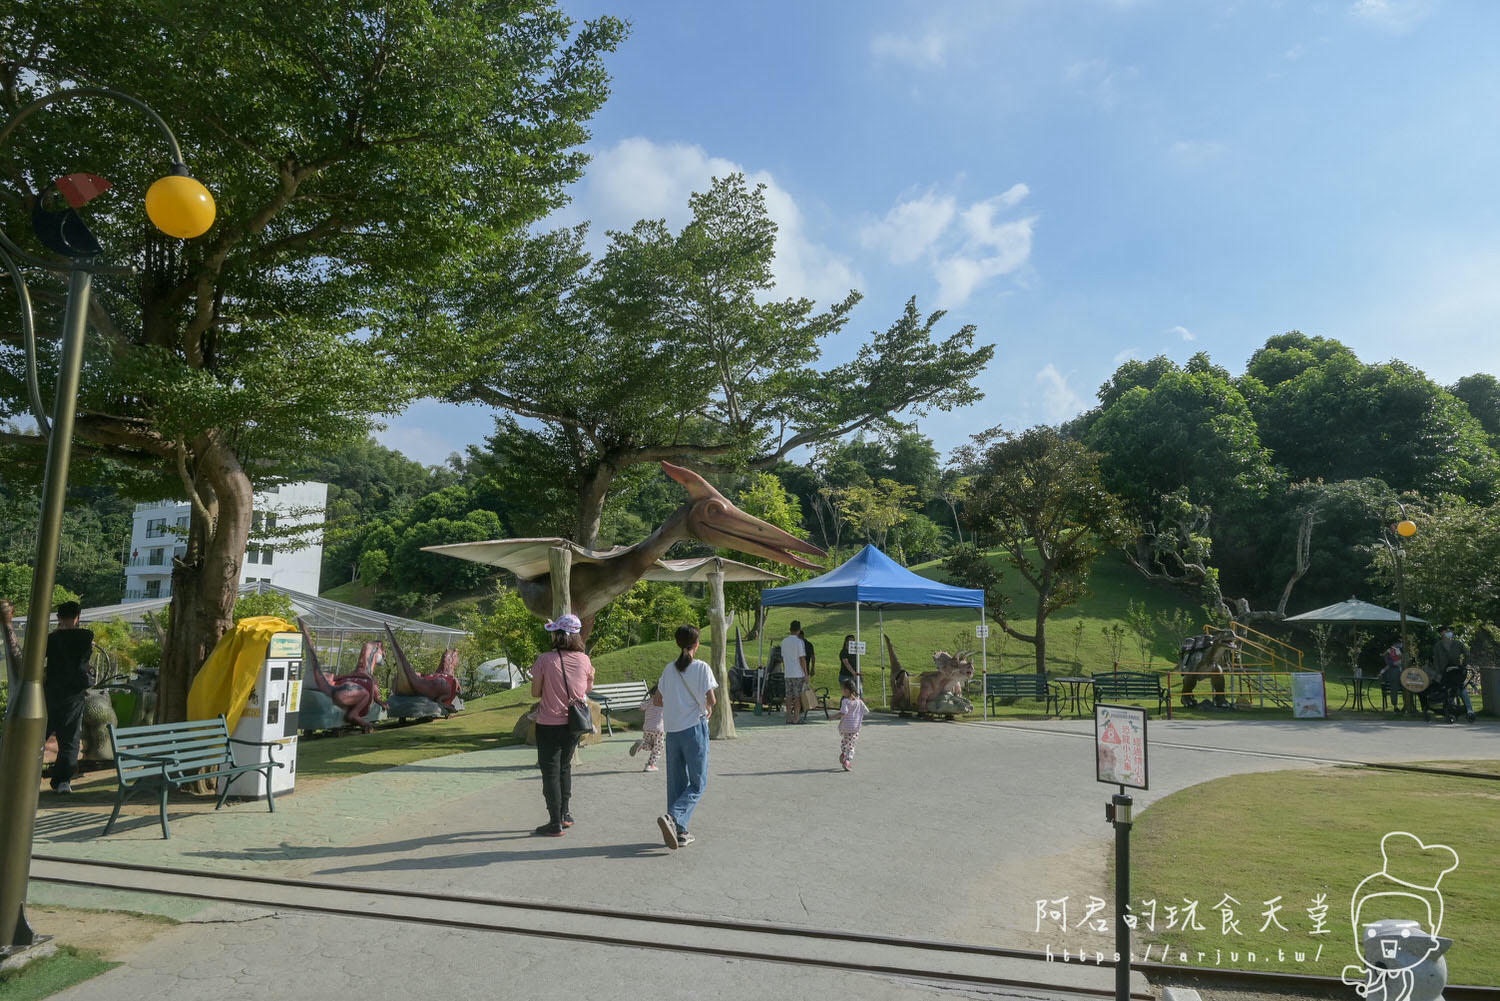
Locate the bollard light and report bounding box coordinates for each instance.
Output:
[145,167,215,238]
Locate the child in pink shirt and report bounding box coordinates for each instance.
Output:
[837,679,869,771]
[630,684,665,771]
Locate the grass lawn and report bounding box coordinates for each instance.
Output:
[295,690,534,781]
[0,947,116,1001]
[1128,765,1500,985]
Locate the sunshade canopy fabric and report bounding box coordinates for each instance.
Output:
[759,544,983,610]
[422,538,783,584]
[1282,597,1427,625]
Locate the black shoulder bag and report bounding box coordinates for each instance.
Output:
[561,652,596,735]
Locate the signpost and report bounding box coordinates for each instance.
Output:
[1096,703,1148,1001]
[1290,671,1328,719]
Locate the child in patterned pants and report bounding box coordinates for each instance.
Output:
[837,679,869,771]
[630,684,666,771]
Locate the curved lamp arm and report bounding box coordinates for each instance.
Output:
[0,242,47,433]
[0,86,206,435]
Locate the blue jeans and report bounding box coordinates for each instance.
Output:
[665,717,709,833]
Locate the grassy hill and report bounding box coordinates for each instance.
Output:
[589,550,1207,689]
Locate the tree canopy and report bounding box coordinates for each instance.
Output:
[0,0,625,719]
[952,426,1130,674]
[423,174,994,548]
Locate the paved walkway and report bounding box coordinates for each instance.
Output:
[26,710,1498,999]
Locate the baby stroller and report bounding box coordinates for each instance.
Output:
[1418,665,1467,723]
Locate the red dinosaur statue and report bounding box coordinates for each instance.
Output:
[384,624,461,709]
[300,622,386,732]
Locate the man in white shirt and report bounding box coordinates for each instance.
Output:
[779,621,811,724]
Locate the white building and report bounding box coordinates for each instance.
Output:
[123,481,328,603]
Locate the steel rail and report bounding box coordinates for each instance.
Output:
[30,854,1497,999]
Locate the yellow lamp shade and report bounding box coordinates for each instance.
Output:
[1395,519,1417,538]
[146,173,216,239]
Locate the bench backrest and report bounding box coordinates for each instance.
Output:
[1092,672,1162,693]
[588,681,651,705]
[109,716,232,785]
[985,673,1049,695]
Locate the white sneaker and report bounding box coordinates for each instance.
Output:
[54,781,72,794]
[657,814,678,849]
[677,832,695,847]
[629,740,643,757]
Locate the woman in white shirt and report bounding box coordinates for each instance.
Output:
[653,624,717,850]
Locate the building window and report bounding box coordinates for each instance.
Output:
[145,580,161,598]
[246,546,259,565]
[175,515,189,533]
[145,518,167,538]
[148,548,165,566]
[265,513,277,533]
[261,546,274,565]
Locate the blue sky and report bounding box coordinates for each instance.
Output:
[379,0,1500,466]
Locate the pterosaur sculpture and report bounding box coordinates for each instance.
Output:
[300,624,386,732]
[424,461,825,629]
[383,624,462,720]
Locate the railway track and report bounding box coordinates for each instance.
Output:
[30,855,1496,999]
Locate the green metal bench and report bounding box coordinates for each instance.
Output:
[1090,671,1167,715]
[104,715,285,839]
[984,673,1061,715]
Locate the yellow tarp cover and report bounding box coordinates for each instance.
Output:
[186,615,295,731]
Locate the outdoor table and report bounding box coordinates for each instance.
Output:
[1052,676,1093,718]
[1340,673,1386,712]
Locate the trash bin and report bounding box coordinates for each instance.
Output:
[1480,667,1500,719]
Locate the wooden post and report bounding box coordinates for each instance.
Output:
[548,546,573,618]
[708,563,736,739]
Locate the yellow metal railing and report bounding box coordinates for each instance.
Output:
[1221,621,1304,673]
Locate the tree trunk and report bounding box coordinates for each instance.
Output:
[158,440,254,723]
[1033,606,1048,676]
[573,461,617,550]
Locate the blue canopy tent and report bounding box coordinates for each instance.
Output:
[759,544,989,714]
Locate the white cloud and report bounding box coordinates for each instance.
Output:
[574,138,861,305]
[1349,0,1435,33]
[1035,364,1088,423]
[863,183,1035,309]
[1066,58,1138,110]
[1169,325,1196,341]
[859,190,956,264]
[870,29,950,69]
[1112,347,1138,366]
[1169,139,1228,167]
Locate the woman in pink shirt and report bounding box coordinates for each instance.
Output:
[528,614,595,837]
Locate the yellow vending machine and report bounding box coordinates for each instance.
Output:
[224,630,302,798]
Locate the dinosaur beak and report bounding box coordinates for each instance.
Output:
[662,461,826,570]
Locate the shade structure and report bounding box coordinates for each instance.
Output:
[1283,597,1427,626]
[759,544,982,609]
[423,537,784,584]
[758,544,987,715]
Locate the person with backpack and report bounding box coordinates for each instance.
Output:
[654,624,717,850]
[527,613,594,837]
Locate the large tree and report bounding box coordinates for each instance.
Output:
[428,174,994,549]
[953,426,1130,675]
[0,0,624,719]
[1252,352,1498,501]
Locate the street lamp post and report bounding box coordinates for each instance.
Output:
[1389,512,1418,713]
[0,88,213,962]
